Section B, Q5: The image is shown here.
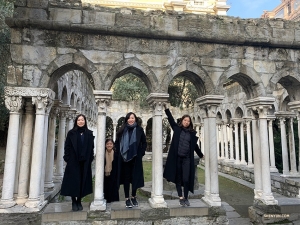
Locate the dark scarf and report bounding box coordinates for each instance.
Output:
[120,122,137,162]
[77,127,88,162]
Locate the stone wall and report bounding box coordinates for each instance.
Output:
[5,0,300,103]
[218,162,300,198]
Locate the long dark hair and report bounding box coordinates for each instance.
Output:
[73,114,88,130]
[116,112,138,140]
[178,114,194,131]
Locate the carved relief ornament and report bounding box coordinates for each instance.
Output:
[5,95,23,112]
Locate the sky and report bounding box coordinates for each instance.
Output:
[226,0,282,18]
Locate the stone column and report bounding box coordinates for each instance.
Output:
[67,108,76,132]
[151,115,156,198]
[287,102,300,174]
[40,106,52,202]
[245,119,254,168]
[16,100,34,205]
[147,93,168,208]
[219,124,224,159]
[229,123,234,162]
[197,95,224,207]
[298,114,300,173]
[281,117,290,176]
[288,117,298,175]
[44,100,61,190]
[233,120,240,164]
[223,121,229,161]
[268,118,278,173]
[0,95,23,208]
[249,110,262,199]
[113,123,117,141]
[246,97,277,205]
[90,90,112,211]
[54,105,69,181]
[240,121,246,165]
[217,124,220,159]
[200,123,204,156]
[26,94,54,208]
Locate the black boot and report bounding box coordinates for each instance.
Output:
[77,198,83,211]
[71,197,78,211]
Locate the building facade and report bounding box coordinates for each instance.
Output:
[262,0,300,21]
[83,0,230,15]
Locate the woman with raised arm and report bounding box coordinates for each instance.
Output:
[163,104,204,207]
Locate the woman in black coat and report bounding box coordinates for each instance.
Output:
[115,112,147,208]
[163,105,204,207]
[60,114,95,211]
[103,138,119,203]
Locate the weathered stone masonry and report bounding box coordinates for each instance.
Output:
[2,1,300,223]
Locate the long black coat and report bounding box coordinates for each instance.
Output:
[115,126,147,191]
[60,129,95,198]
[104,150,119,203]
[163,109,203,193]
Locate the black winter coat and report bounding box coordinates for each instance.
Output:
[115,126,147,191]
[163,109,203,193]
[60,129,95,198]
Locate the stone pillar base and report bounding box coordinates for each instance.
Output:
[24,200,47,211]
[261,194,278,205]
[148,196,167,208]
[239,160,247,165]
[269,167,278,173]
[249,199,286,224]
[202,195,221,207]
[16,196,28,205]
[44,182,55,189]
[53,175,63,182]
[247,163,254,168]
[25,199,47,209]
[0,199,16,209]
[90,200,106,211]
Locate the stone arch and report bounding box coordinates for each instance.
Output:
[216,65,265,99]
[161,62,215,95]
[234,107,244,118]
[281,96,290,111]
[61,86,69,105]
[70,92,76,108]
[270,72,300,102]
[104,59,158,92]
[225,109,232,123]
[216,111,222,123]
[44,53,97,90]
[106,116,114,139]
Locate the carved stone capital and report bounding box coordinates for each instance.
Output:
[196,95,224,118]
[50,100,62,119]
[5,95,23,113]
[5,86,55,99]
[146,93,169,116]
[245,97,275,119]
[32,96,51,115]
[275,111,296,121]
[94,91,112,115]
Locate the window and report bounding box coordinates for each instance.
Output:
[275,8,284,18]
[287,3,291,15]
[295,0,300,9]
[194,1,204,5]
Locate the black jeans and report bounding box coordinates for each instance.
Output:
[122,157,137,198]
[176,156,190,199]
